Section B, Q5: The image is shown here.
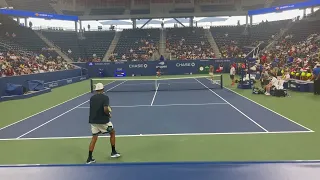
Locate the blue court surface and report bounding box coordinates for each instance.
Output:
[1,161,320,180]
[0,78,316,179]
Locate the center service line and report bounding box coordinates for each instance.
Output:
[150,83,160,106]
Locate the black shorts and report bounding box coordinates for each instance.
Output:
[230,75,235,80]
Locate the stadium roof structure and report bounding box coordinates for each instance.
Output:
[1,0,313,21]
[99,17,228,26]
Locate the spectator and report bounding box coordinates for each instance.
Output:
[313,63,320,95]
[0,50,76,77]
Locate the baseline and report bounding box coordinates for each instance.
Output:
[0,81,115,132]
[15,81,127,139]
[0,130,313,141]
[222,84,314,132]
[77,102,228,108]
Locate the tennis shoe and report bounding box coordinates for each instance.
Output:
[86,158,96,164]
[111,151,121,158]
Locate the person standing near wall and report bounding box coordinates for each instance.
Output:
[313,63,320,95]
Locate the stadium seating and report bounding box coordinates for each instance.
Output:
[89,8,125,15]
[0,16,52,54]
[201,5,236,12]
[41,31,80,59]
[5,0,56,13]
[166,27,213,60]
[80,31,115,59]
[112,28,160,60]
[41,31,115,60]
[285,20,320,43]
[211,20,291,58]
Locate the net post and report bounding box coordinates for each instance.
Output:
[90,79,93,93]
[220,74,223,89]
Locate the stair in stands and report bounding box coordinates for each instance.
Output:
[34,30,72,62]
[262,19,295,53]
[159,28,166,59]
[204,29,221,58]
[103,31,121,61]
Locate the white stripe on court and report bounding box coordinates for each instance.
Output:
[206,78,314,132]
[16,81,127,139]
[0,81,117,132]
[222,85,315,132]
[76,102,228,109]
[0,130,313,141]
[150,83,160,106]
[194,78,269,132]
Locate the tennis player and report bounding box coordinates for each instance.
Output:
[156,68,161,78]
[209,65,214,83]
[86,83,120,164]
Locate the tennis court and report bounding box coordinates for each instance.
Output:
[0,75,311,139]
[0,74,319,179]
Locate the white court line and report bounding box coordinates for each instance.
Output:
[0,86,94,132]
[150,83,160,106]
[0,130,313,141]
[16,81,128,139]
[76,102,228,109]
[221,85,315,132]
[194,78,269,132]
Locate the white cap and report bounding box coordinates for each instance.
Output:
[95,83,104,91]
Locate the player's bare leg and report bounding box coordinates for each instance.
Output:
[87,135,98,164]
[109,130,120,158]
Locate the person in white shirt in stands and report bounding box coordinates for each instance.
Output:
[265,76,278,96]
[230,64,236,86]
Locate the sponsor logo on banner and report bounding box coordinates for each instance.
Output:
[176,62,196,67]
[129,64,148,68]
[80,77,87,80]
[94,62,109,66]
[156,61,167,69]
[48,82,58,88]
[214,59,231,63]
[275,4,294,11]
[198,65,210,74]
[67,79,73,84]
[88,62,93,66]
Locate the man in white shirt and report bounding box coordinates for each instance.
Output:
[265,76,278,95]
[230,64,236,86]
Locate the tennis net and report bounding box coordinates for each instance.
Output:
[90,75,223,92]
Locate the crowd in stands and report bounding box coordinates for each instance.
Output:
[0,50,75,77]
[110,29,159,61]
[258,33,319,80]
[166,27,215,60]
[211,20,291,59]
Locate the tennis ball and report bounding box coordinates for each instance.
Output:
[291,72,294,75]
[301,72,306,77]
[281,70,284,74]
[296,73,300,76]
[307,73,312,77]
